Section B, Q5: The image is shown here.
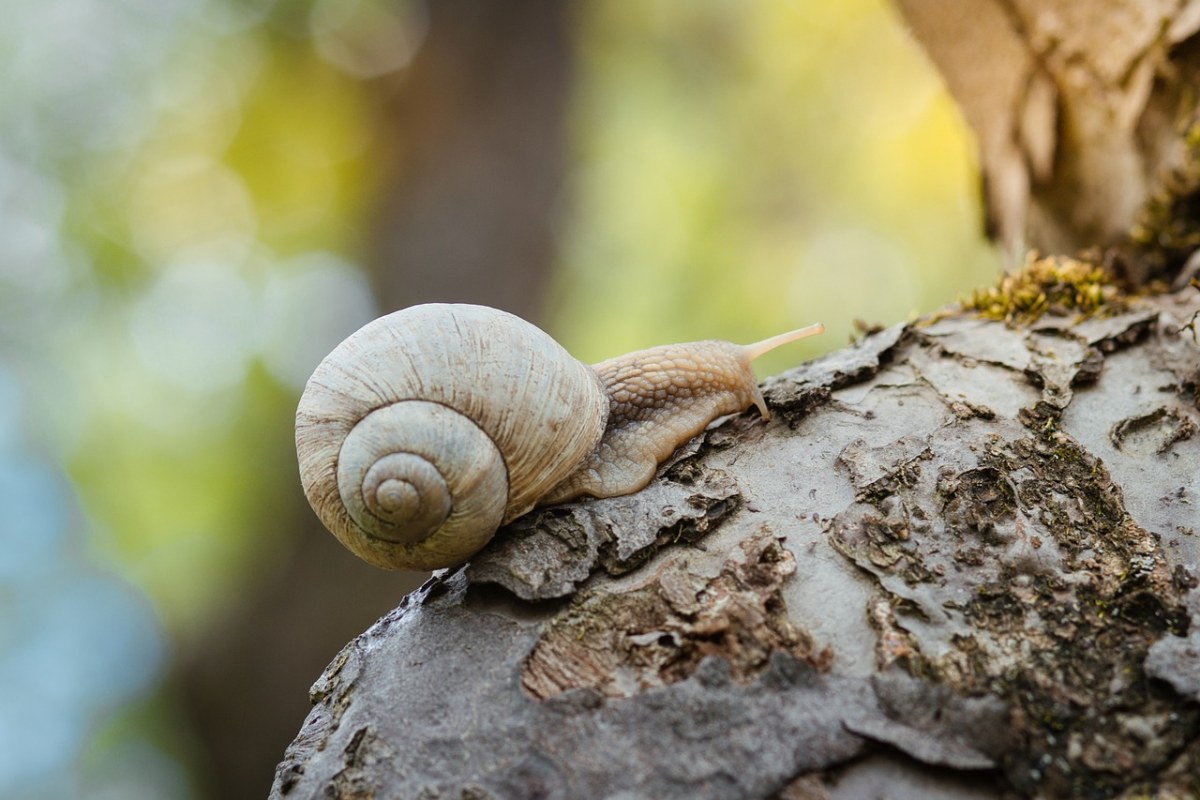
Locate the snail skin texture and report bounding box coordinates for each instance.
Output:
[296,303,823,570]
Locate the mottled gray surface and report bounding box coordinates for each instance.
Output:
[1146,588,1200,702]
[272,294,1200,800]
[273,572,1002,800]
[466,466,741,600]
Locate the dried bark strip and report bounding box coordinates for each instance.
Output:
[521,534,829,699]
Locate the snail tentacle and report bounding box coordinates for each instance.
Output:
[297,303,823,570]
[543,324,825,504]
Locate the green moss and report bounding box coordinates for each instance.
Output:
[961,253,1126,325]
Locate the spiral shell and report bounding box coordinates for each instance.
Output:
[295,304,609,570]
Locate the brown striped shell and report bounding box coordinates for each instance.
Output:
[295,304,608,570]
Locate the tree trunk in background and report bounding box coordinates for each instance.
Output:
[179,3,572,797]
[894,0,1200,274]
[270,3,1200,799]
[367,0,573,317]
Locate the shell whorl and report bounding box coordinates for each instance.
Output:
[295,304,609,570]
[334,400,508,563]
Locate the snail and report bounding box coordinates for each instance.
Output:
[296,303,823,570]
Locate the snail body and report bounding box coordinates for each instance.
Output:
[296,303,822,570]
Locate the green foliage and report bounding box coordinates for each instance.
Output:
[54,27,380,628]
[551,0,998,375]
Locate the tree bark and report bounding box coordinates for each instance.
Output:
[893,0,1200,276]
[269,287,1200,799]
[269,3,1200,798]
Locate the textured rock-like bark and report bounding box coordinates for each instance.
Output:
[271,286,1200,800]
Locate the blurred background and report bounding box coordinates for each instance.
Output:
[0,0,999,797]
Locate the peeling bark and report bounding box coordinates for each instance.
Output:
[893,0,1200,272]
[270,287,1200,800]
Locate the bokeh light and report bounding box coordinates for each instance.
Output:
[0,366,171,799]
[552,0,996,377]
[1,0,996,795]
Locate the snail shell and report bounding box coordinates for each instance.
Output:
[296,304,608,570]
[296,303,823,570]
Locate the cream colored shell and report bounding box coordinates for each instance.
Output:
[295,304,609,570]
